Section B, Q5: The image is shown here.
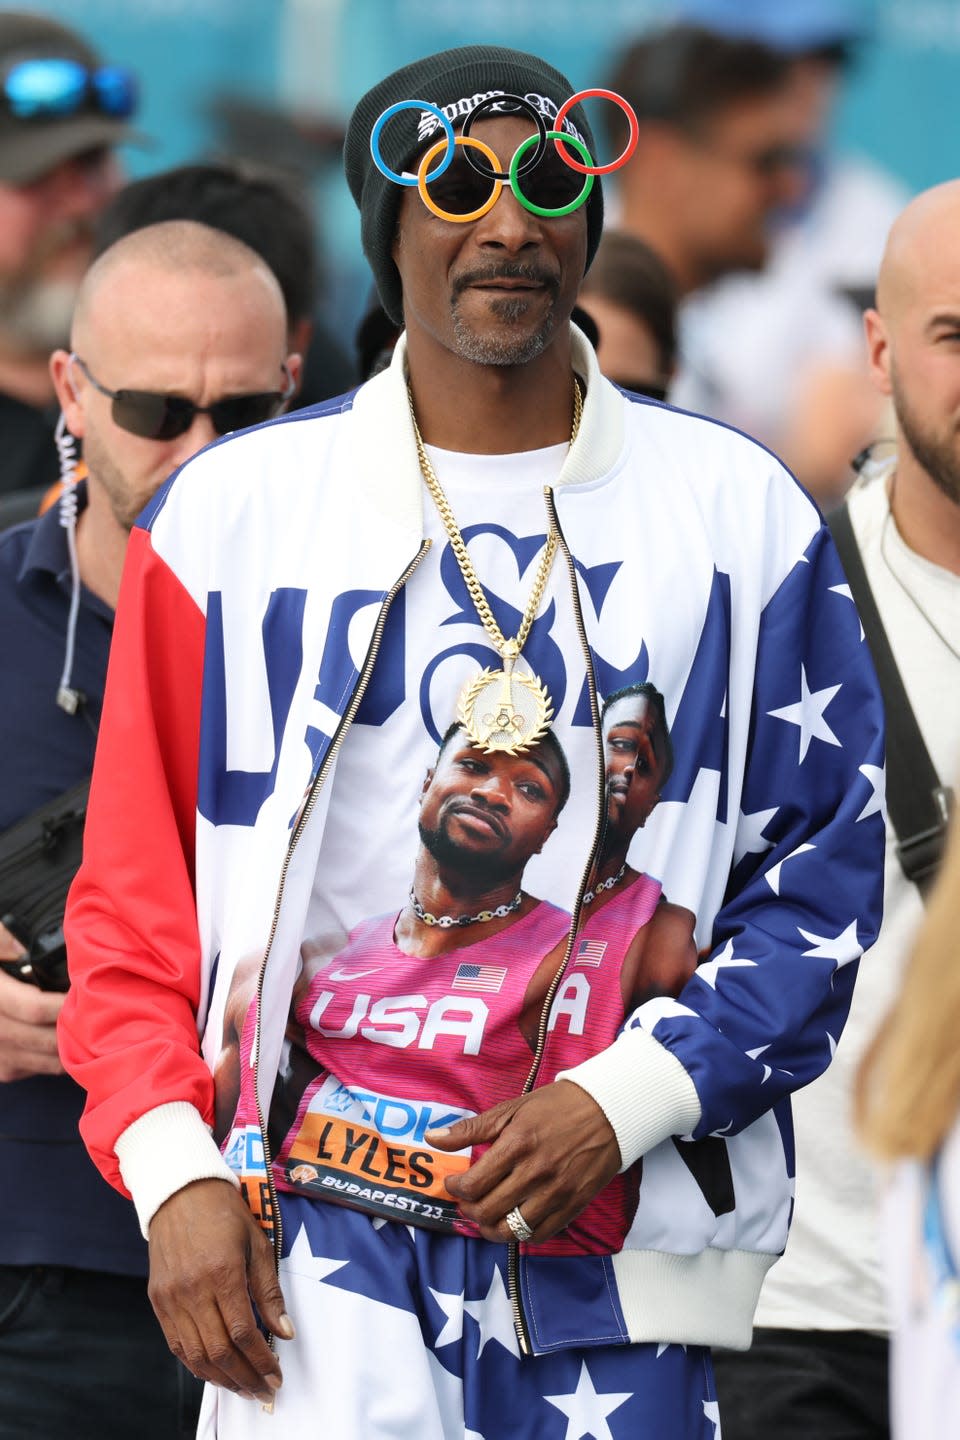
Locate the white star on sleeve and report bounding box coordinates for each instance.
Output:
[798,919,862,968]
[746,1043,772,1082]
[696,937,758,989]
[463,1268,520,1358]
[734,806,779,865]
[768,665,842,762]
[830,583,865,641]
[544,1360,632,1440]
[856,764,887,823]
[704,1398,722,1438]
[765,843,816,895]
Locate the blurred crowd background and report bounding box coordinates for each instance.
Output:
[23,0,948,334]
[1,0,947,515]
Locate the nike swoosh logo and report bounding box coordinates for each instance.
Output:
[326,966,380,982]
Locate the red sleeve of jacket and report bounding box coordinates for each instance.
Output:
[59,524,209,1195]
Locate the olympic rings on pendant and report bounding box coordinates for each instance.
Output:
[370,87,639,221]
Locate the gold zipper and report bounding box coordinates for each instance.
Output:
[507,485,610,1356]
[248,540,431,1311]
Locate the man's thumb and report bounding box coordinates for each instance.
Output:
[426,1099,514,1149]
[248,1231,295,1340]
[424,1119,470,1150]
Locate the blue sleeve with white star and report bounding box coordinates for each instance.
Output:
[638,523,886,1140]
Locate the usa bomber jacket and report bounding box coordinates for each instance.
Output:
[60,330,885,1355]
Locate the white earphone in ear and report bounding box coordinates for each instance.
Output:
[54,411,83,714]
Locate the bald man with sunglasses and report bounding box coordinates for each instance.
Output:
[0,218,297,1438]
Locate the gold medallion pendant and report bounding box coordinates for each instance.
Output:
[408,376,582,753]
[457,641,553,755]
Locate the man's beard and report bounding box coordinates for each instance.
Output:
[82,424,152,533]
[450,262,559,366]
[418,816,520,890]
[892,362,960,505]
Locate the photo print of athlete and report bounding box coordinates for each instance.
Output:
[586,682,698,1006]
[265,722,574,1231]
[216,712,703,1245]
[573,682,736,1232]
[521,681,695,1051]
[515,682,702,1253]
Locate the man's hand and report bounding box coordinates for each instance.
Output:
[148,1178,295,1406]
[426,1080,621,1243]
[0,959,65,1082]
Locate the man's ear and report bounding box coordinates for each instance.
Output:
[864,309,892,397]
[420,767,435,800]
[50,350,85,437]
[534,815,559,854]
[282,350,304,403]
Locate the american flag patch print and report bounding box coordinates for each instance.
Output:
[452,962,508,993]
[575,938,607,966]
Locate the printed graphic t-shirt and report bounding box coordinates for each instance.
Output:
[224,443,679,1247]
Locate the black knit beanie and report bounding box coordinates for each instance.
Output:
[343,44,605,325]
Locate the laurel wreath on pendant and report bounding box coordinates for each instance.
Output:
[457,667,554,756]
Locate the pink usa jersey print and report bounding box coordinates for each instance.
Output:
[272,902,571,1233]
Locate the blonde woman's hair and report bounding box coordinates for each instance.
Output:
[857,808,960,1160]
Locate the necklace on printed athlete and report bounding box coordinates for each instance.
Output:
[409,888,523,929]
[408,376,583,756]
[582,862,628,906]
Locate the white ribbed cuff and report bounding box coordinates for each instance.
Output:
[115,1101,241,1237]
[557,1027,702,1171]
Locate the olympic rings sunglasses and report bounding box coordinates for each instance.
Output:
[2,58,137,121]
[371,89,639,224]
[71,356,294,440]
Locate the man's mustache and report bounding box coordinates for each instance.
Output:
[452,262,560,299]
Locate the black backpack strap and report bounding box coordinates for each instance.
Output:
[827,501,952,896]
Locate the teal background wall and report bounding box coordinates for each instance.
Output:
[13,0,959,330]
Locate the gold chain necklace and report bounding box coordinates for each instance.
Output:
[409,376,582,755]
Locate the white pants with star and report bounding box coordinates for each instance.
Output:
[198,1195,720,1439]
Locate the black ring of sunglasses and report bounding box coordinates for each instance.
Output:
[71,355,293,440]
[460,93,547,181]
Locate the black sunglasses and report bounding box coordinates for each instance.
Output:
[72,355,293,440]
[422,145,586,219]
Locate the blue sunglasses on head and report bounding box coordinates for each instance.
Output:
[3,58,137,121]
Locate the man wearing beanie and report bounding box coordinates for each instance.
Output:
[59,44,884,1437]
